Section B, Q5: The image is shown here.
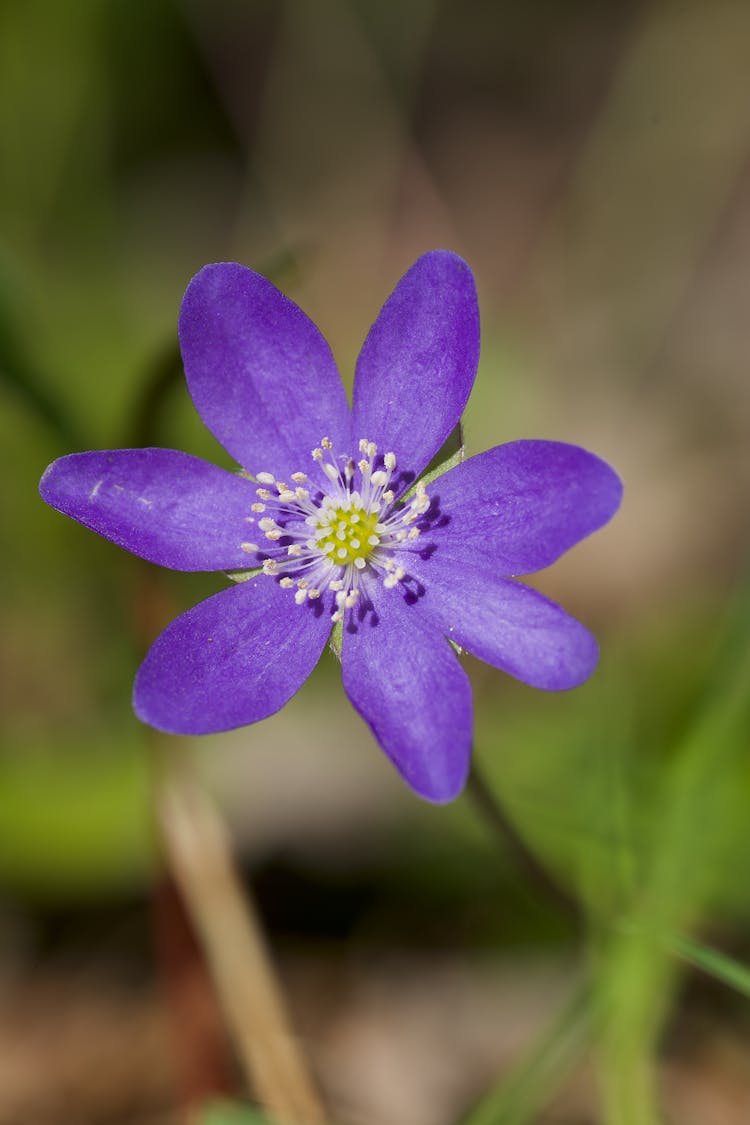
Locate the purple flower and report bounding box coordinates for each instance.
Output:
[39,252,622,802]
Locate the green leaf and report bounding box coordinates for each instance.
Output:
[198,1102,275,1125]
[666,933,750,999]
[226,567,262,584]
[329,618,343,660]
[0,266,83,446]
[402,419,465,500]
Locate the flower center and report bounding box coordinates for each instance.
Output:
[241,436,429,620]
[313,499,381,568]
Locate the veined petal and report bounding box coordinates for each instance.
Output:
[134,577,331,734]
[405,554,599,690]
[39,448,260,571]
[179,263,352,482]
[352,251,479,489]
[423,441,623,576]
[342,578,472,802]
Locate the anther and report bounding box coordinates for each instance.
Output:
[256,472,275,485]
[241,542,258,553]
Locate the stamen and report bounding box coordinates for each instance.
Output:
[243,434,429,616]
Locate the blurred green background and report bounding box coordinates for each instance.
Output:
[2,1,750,1123]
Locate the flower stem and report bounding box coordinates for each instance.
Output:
[466,760,580,921]
[154,750,327,1125]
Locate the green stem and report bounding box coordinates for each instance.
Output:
[466,761,581,922]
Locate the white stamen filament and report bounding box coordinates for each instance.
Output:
[245,436,427,619]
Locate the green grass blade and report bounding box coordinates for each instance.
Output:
[666,933,750,999]
[461,978,591,1125]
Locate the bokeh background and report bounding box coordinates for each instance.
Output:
[2,1,750,1122]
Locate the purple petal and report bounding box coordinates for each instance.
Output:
[342,578,472,802]
[134,577,331,733]
[39,449,262,571]
[179,263,352,482]
[352,251,479,487]
[404,554,599,690]
[422,440,623,575]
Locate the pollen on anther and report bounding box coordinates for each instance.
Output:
[241,542,258,553]
[256,472,275,485]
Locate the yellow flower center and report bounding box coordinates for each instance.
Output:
[315,504,381,567]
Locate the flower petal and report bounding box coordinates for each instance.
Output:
[404,554,599,690]
[134,577,331,733]
[39,448,262,571]
[422,440,623,575]
[179,263,352,481]
[352,251,479,487]
[342,579,472,802]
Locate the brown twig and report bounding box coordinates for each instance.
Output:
[154,754,327,1124]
